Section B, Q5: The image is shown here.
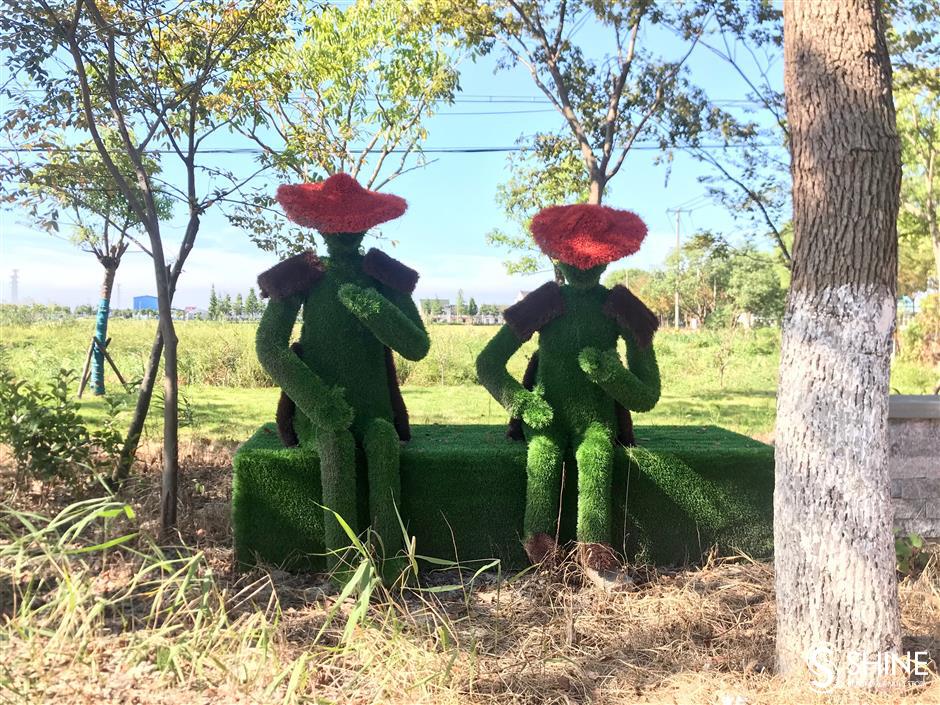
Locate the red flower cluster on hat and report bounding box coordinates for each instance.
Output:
[276,173,407,234]
[530,204,648,270]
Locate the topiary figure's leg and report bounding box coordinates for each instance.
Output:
[362,417,403,555]
[523,429,566,564]
[315,428,358,566]
[574,422,631,590]
[574,421,615,546]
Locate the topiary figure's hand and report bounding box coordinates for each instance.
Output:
[511,386,554,430]
[336,282,430,361]
[337,283,384,320]
[312,385,355,432]
[578,347,622,384]
[579,345,660,412]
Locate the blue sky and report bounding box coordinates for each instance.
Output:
[0,15,785,308]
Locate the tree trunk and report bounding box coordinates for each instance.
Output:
[588,175,605,205]
[776,0,902,688]
[160,313,179,533]
[928,148,938,289]
[930,197,939,288]
[933,231,940,288]
[91,262,118,395]
[139,216,182,534]
[113,218,199,486]
[113,331,163,483]
[149,256,179,534]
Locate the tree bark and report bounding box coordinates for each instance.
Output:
[929,157,939,287]
[776,0,902,688]
[91,261,118,395]
[588,174,606,205]
[148,248,179,534]
[160,312,179,533]
[933,232,940,289]
[113,331,163,483]
[113,216,199,486]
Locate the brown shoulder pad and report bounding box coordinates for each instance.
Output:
[257,251,325,301]
[502,282,565,342]
[362,248,419,294]
[603,285,659,349]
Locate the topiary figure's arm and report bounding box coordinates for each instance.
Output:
[337,283,430,361]
[256,294,353,432]
[582,284,661,412]
[476,325,553,429]
[578,334,661,412]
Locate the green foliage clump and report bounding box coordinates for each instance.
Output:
[895,531,929,578]
[900,293,940,371]
[0,366,124,486]
[603,236,787,327]
[0,303,74,326]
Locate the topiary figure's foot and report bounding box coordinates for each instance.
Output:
[578,542,633,592]
[524,532,562,568]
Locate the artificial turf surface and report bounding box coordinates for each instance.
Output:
[232,423,774,571]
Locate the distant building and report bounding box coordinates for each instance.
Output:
[133,295,158,311]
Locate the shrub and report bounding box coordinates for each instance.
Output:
[0,366,124,487]
[900,293,939,368]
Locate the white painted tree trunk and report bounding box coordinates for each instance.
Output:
[775,0,902,689]
[775,289,901,686]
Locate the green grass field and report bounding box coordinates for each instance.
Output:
[2,319,937,441]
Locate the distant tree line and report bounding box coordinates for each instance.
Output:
[604,232,788,328]
[207,285,265,321]
[420,289,505,321]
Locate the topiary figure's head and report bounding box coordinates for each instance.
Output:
[276,173,407,257]
[530,204,648,289]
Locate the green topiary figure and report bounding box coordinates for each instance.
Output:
[476,204,661,590]
[255,174,429,580]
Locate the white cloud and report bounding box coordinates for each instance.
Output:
[1,220,675,308]
[0,225,280,307]
[413,253,547,303]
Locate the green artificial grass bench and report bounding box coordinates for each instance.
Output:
[232,423,774,571]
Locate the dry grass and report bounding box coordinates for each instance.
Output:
[1,451,939,705]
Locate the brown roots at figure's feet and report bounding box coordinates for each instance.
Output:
[579,542,634,592]
[524,532,562,567]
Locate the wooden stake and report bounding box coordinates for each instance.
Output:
[101,344,128,388]
[77,337,95,398]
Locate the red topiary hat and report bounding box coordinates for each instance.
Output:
[530,203,648,269]
[276,173,407,234]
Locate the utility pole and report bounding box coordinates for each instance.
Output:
[10,269,19,304]
[665,209,689,328]
[674,211,680,328]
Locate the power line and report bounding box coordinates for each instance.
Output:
[1,142,780,156]
[433,108,557,116]
[8,87,769,108]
